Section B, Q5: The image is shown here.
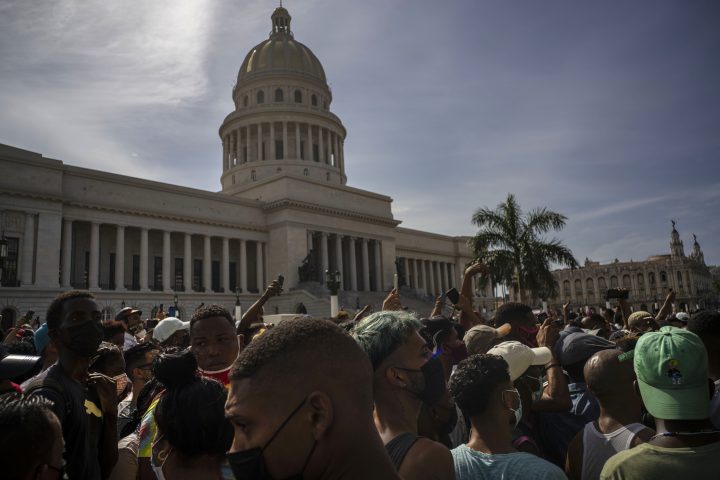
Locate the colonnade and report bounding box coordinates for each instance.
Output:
[60,219,266,294]
[396,256,457,296]
[307,231,384,292]
[222,121,344,171]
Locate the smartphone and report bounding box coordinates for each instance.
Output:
[446,287,460,304]
[605,288,629,300]
[277,275,284,287]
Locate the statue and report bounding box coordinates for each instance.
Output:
[298,249,318,282]
[671,219,676,230]
[693,233,698,243]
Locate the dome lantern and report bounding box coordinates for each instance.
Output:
[271,6,292,36]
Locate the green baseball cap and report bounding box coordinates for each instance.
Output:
[634,326,709,420]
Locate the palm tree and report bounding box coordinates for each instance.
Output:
[470,194,578,303]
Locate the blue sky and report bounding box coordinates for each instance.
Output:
[1,0,718,265]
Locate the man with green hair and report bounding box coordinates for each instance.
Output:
[600,326,720,479]
[351,310,455,480]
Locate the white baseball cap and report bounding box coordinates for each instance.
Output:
[487,341,552,381]
[153,317,190,343]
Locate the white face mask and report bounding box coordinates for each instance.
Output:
[134,329,147,341]
[150,434,171,480]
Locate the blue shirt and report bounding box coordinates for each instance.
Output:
[452,444,566,480]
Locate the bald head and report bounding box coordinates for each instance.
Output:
[584,349,635,400]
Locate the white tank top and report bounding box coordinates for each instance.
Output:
[581,421,646,480]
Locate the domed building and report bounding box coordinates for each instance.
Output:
[0,7,482,324]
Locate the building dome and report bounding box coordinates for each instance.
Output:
[236,7,327,85]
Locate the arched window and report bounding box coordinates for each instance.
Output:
[637,274,645,291]
[660,271,667,283]
[563,280,571,297]
[275,88,283,102]
[598,277,607,290]
[256,90,264,104]
[586,278,595,297]
[311,94,317,106]
[622,275,631,288]
[303,168,309,176]
[649,272,656,285]
[294,89,302,103]
[251,170,256,181]
[243,95,248,107]
[610,276,618,287]
[677,271,683,286]
[574,279,582,296]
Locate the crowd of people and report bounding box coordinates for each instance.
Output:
[0,262,718,479]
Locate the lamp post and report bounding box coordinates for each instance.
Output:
[234,287,242,324]
[173,294,179,318]
[325,269,341,317]
[121,300,126,309]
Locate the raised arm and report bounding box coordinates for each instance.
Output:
[655,289,675,323]
[238,280,282,334]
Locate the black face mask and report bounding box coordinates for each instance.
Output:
[396,356,447,406]
[227,397,317,480]
[62,321,104,357]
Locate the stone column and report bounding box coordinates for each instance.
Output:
[295,122,301,159]
[140,228,149,291]
[373,240,382,291]
[411,258,418,289]
[257,123,262,161]
[319,232,329,275]
[361,238,370,291]
[239,239,247,292]
[282,122,288,160]
[319,126,325,163]
[307,230,314,254]
[440,262,449,292]
[334,234,343,290]
[115,225,125,291]
[184,233,192,292]
[245,126,250,163]
[348,237,358,291]
[88,222,100,290]
[222,137,228,170]
[203,235,212,292]
[427,260,436,295]
[256,241,264,290]
[20,213,35,285]
[222,237,230,293]
[450,263,457,289]
[162,231,171,292]
[270,121,275,160]
[333,133,339,167]
[61,219,73,288]
[307,124,312,160]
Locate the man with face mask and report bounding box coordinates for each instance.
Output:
[116,307,145,350]
[26,290,119,480]
[226,318,400,479]
[118,342,159,435]
[449,354,566,480]
[351,311,455,480]
[494,302,541,348]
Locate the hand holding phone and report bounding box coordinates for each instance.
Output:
[446,287,460,305]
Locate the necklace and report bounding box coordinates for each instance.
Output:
[649,430,720,442]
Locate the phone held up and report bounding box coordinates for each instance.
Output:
[445,287,460,305]
[605,288,629,300]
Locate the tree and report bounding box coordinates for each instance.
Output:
[470,193,578,303]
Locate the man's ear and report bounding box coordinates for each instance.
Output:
[385,365,407,388]
[307,391,333,440]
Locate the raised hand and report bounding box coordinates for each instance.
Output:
[382,288,402,311]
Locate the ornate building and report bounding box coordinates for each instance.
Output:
[0,7,489,327]
[551,222,714,312]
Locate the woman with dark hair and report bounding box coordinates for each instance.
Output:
[149,349,233,479]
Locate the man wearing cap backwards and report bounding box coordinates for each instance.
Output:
[449,354,566,480]
[565,349,654,480]
[116,306,144,350]
[600,326,720,479]
[152,316,190,348]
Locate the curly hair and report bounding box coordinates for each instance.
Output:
[687,310,720,337]
[190,304,234,330]
[448,354,510,418]
[46,290,95,329]
[494,302,533,327]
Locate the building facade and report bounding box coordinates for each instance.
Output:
[0,7,490,327]
[551,223,714,312]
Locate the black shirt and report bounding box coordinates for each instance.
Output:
[28,363,104,480]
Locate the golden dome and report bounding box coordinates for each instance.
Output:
[236,7,327,85]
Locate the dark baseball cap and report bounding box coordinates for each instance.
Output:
[554,329,617,366]
[115,307,142,321]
